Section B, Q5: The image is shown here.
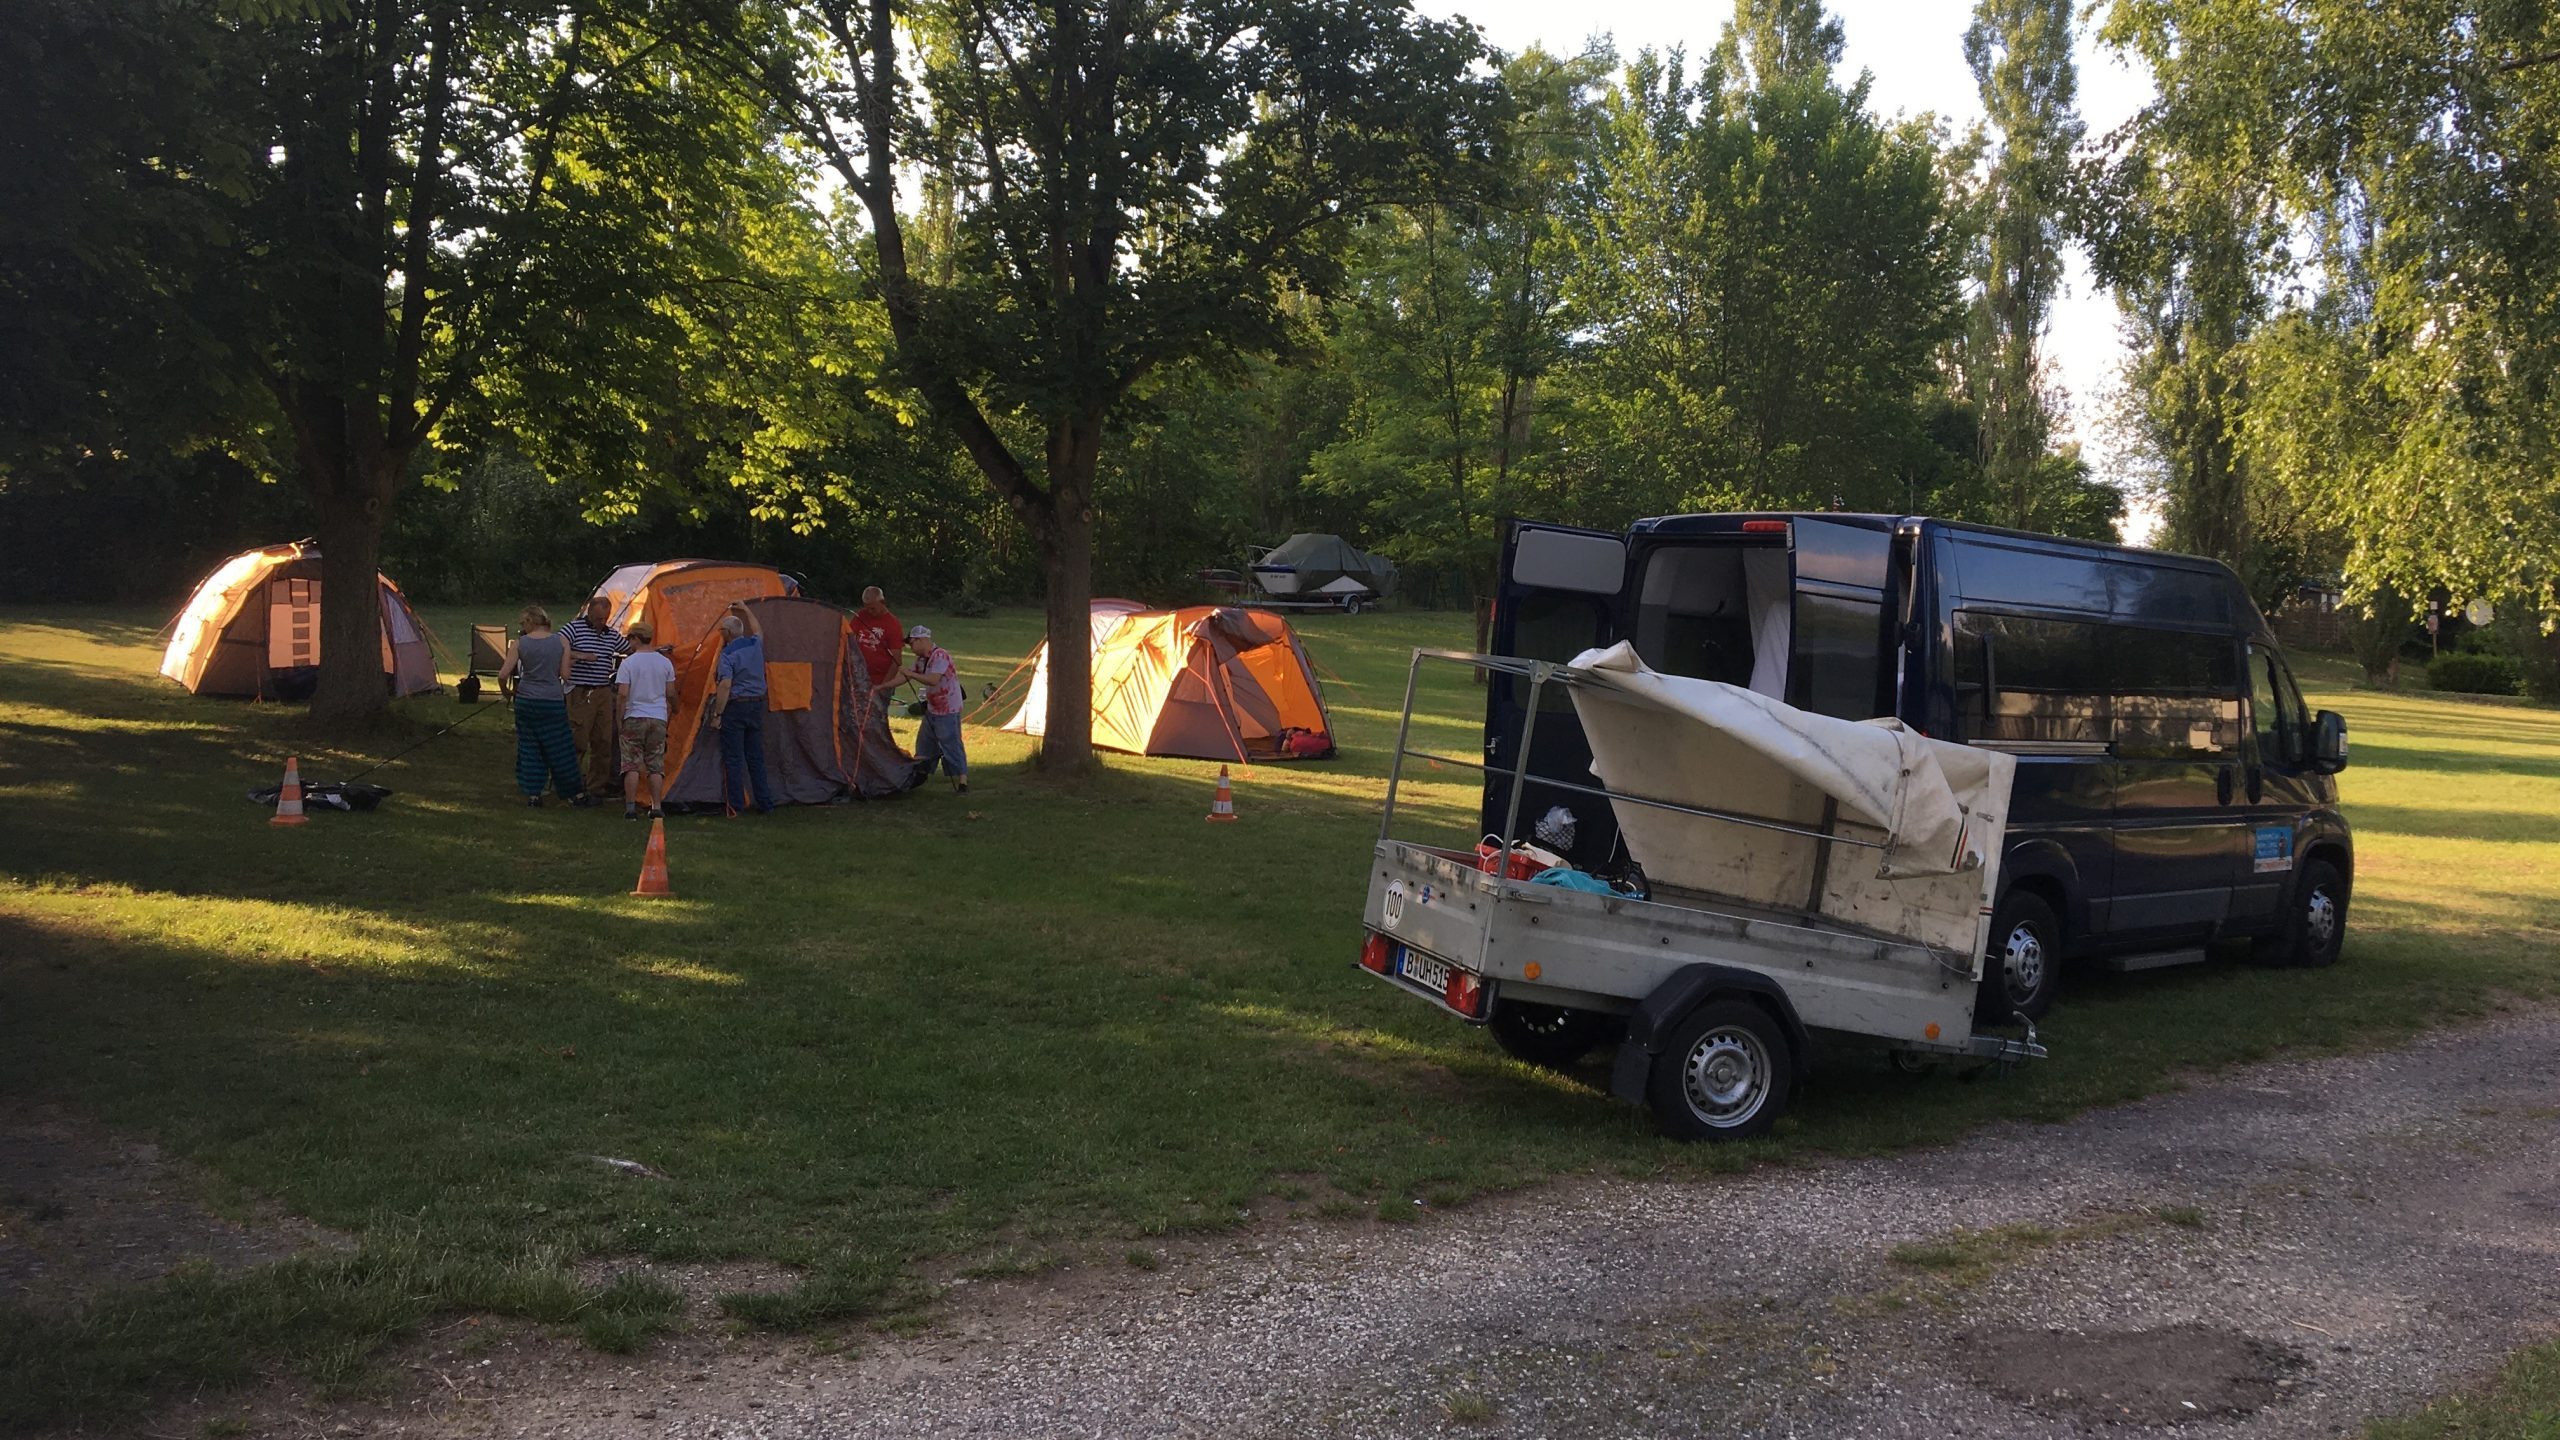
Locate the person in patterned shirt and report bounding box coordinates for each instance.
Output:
[559,595,629,804]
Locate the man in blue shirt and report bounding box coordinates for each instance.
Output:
[709,603,778,815]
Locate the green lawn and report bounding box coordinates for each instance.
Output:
[2,605,2556,1429]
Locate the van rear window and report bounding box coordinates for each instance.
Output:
[1953,612,2241,755]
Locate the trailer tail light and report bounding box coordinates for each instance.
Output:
[1359,933,1392,974]
[1445,968,1486,1018]
[1741,519,1790,534]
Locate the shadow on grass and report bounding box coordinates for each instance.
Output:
[6,608,2560,1431]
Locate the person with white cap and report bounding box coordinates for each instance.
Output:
[883,626,968,794]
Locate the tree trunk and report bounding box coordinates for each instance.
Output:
[291,387,405,728]
[308,469,397,726]
[1036,499,1097,773]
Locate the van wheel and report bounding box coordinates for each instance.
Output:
[1977,891,2060,1024]
[1488,1002,1618,1068]
[2274,858,2349,968]
[1646,1001,1793,1142]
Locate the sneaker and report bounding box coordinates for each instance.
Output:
[648,807,663,820]
[525,795,543,808]
[625,803,641,820]
[570,793,599,809]
[954,780,969,795]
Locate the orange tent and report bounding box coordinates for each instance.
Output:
[594,559,792,647]
[610,589,915,810]
[1002,604,1336,762]
[160,541,439,700]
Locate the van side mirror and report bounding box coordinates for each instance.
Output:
[2311,710,2348,772]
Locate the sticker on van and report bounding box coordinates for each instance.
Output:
[2253,825,2295,874]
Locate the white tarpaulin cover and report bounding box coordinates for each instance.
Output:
[1564,643,2015,956]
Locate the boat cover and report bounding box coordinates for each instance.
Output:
[1563,642,2015,956]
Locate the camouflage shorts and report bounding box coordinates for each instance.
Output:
[619,717,668,775]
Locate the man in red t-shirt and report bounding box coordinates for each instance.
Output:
[853,586,905,686]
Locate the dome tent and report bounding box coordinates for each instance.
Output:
[1001,603,1336,762]
[160,541,439,700]
[630,593,918,810]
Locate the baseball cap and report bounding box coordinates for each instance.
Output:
[909,625,933,640]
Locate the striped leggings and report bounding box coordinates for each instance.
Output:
[513,698,583,798]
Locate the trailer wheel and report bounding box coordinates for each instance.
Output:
[1646,1000,1793,1141]
[1342,596,1365,615]
[1488,1002,1618,1069]
[1975,890,2060,1024]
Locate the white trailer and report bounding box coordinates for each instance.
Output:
[1359,647,2045,1140]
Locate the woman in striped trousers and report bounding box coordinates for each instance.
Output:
[496,606,587,806]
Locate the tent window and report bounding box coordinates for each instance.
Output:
[268,578,321,668]
[384,594,421,643]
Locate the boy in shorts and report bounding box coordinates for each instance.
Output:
[615,622,678,818]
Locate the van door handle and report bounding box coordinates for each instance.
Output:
[2216,765,2235,806]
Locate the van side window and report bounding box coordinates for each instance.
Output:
[1792,592,1886,720]
[2250,646,2306,765]
[1953,611,2241,754]
[1507,591,1610,713]
[1951,612,2110,746]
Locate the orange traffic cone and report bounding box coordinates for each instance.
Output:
[1205,764,1240,823]
[631,818,673,896]
[270,756,309,827]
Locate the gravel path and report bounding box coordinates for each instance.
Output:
[299,1014,2560,1438]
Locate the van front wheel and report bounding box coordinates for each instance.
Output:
[1977,891,2061,1024]
[2276,858,2348,968]
[1645,1001,1794,1142]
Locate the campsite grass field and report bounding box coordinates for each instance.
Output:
[3,603,2558,1428]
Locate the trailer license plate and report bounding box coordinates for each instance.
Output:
[1398,948,1451,995]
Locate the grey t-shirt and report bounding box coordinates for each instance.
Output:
[515,632,567,702]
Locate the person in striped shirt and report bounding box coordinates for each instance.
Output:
[560,595,629,804]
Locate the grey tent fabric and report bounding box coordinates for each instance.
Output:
[658,596,918,810]
[1249,534,1398,598]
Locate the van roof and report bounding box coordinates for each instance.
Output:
[1626,511,2237,577]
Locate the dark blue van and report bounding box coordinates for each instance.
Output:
[1483,513,2353,1021]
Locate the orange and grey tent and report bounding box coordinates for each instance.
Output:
[1001,604,1336,762]
[649,594,917,809]
[159,541,439,700]
[594,559,792,649]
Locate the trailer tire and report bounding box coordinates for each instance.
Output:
[1342,596,1365,615]
[1976,890,2060,1025]
[1488,1002,1618,1069]
[1646,1000,1793,1141]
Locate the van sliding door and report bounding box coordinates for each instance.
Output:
[1482,521,1625,868]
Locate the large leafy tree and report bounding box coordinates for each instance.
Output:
[1307,45,1614,598]
[739,0,1507,771]
[4,0,794,726]
[1964,0,2084,531]
[1557,22,1964,521]
[2096,0,2560,612]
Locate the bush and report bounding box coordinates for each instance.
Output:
[2426,651,2523,695]
[2495,609,2560,702]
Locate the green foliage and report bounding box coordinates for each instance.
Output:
[1961,0,2084,532]
[2097,1,2560,612]
[2367,1336,2560,1440]
[2496,608,2560,703]
[1553,44,1965,520]
[2427,652,2523,697]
